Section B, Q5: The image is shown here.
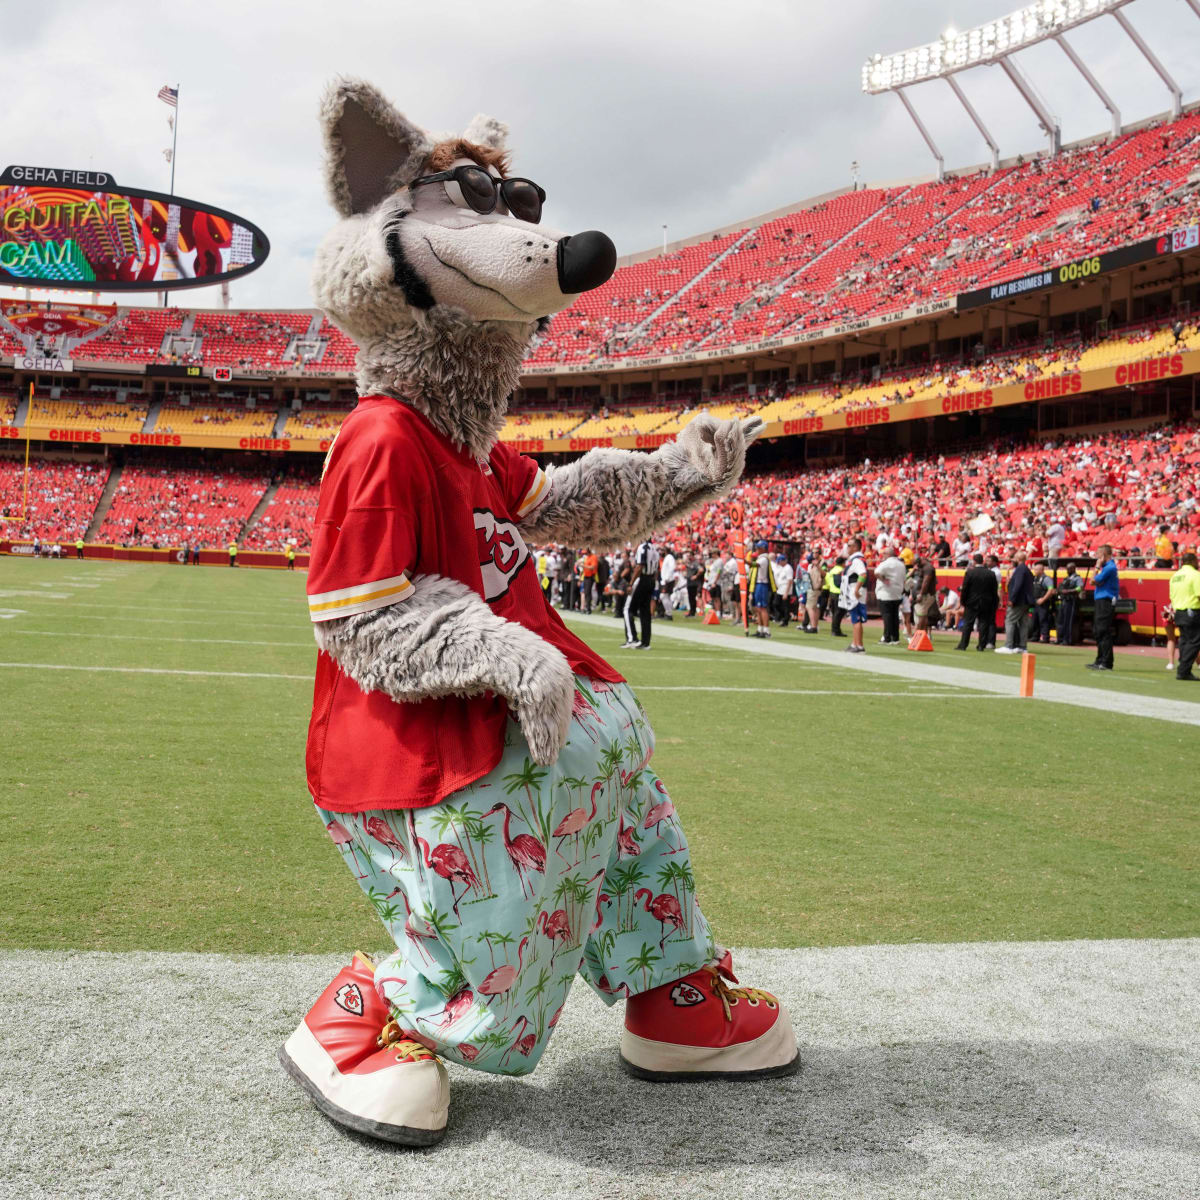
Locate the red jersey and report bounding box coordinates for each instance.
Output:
[305,396,622,812]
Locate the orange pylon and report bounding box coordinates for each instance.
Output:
[1019,652,1036,697]
[907,629,934,652]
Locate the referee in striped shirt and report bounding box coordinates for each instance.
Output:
[623,538,660,650]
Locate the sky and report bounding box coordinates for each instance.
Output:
[4,0,1200,311]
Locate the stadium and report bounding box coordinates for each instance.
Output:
[2,2,1198,1198]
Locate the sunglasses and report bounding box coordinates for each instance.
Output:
[410,165,546,224]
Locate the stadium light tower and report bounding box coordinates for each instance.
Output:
[862,0,1187,178]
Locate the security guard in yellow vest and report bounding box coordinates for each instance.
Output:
[228,542,238,568]
[286,545,297,570]
[1169,551,1200,681]
[75,537,84,560]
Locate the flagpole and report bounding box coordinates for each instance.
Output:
[162,85,179,308]
[169,84,179,195]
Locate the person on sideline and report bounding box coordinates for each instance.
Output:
[838,538,869,654]
[1087,544,1119,671]
[957,553,999,651]
[748,540,775,638]
[874,544,906,645]
[1057,562,1083,645]
[806,557,823,633]
[623,537,659,650]
[1030,561,1056,644]
[913,555,938,634]
[998,551,1035,655]
[828,557,847,638]
[75,537,84,560]
[773,553,793,627]
[287,544,297,571]
[228,541,238,568]
[1168,552,1200,681]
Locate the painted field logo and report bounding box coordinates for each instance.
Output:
[670,982,705,1007]
[475,509,529,601]
[334,982,365,1016]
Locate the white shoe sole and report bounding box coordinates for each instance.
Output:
[279,1019,449,1146]
[618,1011,800,1081]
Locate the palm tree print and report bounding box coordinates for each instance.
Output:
[317,680,716,1079]
[502,758,547,837]
[626,942,662,991]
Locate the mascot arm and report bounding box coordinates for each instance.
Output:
[522,414,764,549]
[313,573,574,766]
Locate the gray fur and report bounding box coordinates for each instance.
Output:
[319,78,434,217]
[355,307,538,462]
[462,113,509,151]
[313,573,575,765]
[524,414,766,548]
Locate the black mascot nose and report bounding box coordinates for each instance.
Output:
[557,231,617,294]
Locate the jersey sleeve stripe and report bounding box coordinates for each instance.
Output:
[308,574,413,621]
[516,469,549,519]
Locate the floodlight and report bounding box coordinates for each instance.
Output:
[862,0,1133,92]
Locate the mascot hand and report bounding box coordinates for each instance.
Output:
[663,414,764,496]
[504,630,575,766]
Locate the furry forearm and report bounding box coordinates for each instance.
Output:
[315,574,551,701]
[312,573,575,764]
[523,440,731,551]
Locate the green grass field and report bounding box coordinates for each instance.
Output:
[1,555,1195,955]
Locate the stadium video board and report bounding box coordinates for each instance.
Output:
[955,232,1190,311]
[0,165,269,291]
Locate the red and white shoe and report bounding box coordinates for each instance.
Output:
[620,951,799,1081]
[279,952,449,1146]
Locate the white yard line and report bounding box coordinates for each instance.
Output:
[0,662,312,681]
[636,685,1008,697]
[0,660,989,698]
[565,612,1200,728]
[16,611,302,629]
[6,629,314,648]
[33,599,307,618]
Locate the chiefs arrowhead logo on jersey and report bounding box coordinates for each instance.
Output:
[334,982,365,1016]
[475,509,529,601]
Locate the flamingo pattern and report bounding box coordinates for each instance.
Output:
[316,679,714,1077]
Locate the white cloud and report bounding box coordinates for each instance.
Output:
[3,0,1199,310]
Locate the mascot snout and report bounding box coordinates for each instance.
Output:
[557,231,617,294]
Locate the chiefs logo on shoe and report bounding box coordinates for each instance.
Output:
[334,982,365,1016]
[622,954,799,1081]
[279,953,449,1146]
[670,982,706,1007]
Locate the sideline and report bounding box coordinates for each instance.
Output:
[565,612,1200,728]
[4,940,1196,1199]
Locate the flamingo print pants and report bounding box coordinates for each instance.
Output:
[315,677,716,1076]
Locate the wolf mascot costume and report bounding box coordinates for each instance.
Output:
[280,78,798,1146]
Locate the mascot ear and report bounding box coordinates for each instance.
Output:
[319,77,433,217]
[462,113,509,152]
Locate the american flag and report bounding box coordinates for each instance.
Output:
[157,85,178,108]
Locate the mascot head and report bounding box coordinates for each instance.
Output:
[312,78,616,454]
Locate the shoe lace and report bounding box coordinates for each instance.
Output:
[704,967,778,1022]
[377,1018,438,1062]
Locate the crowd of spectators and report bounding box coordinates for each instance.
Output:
[659,420,1199,569]
[241,470,320,551]
[0,458,110,542]
[95,461,270,549]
